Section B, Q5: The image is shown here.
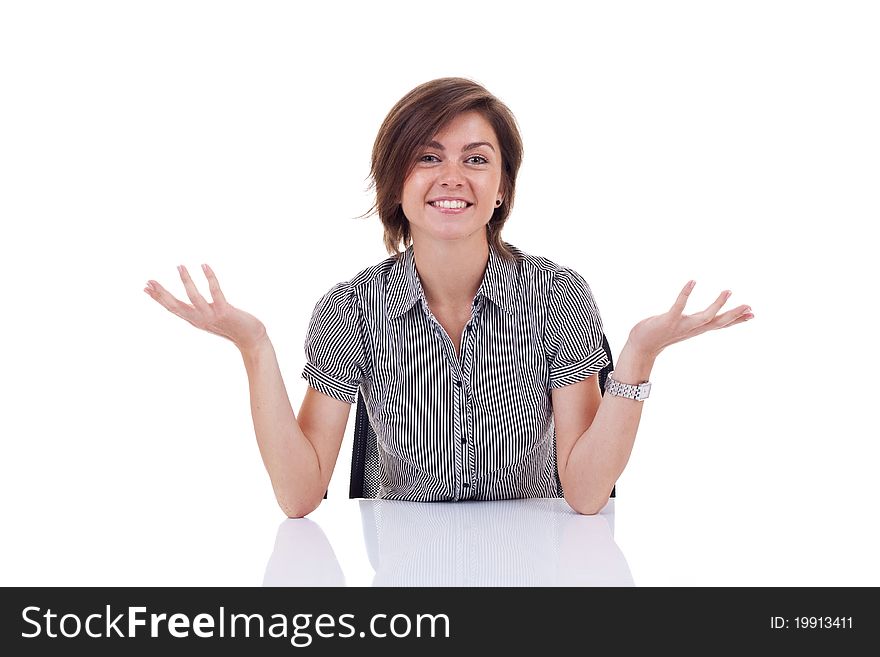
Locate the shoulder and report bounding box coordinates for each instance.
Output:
[348,253,400,290]
[317,253,399,300]
[503,242,590,288]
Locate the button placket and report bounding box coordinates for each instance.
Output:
[459,309,480,499]
[451,364,466,500]
[423,293,482,501]
[424,306,467,500]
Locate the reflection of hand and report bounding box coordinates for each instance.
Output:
[626,281,754,360]
[144,264,267,353]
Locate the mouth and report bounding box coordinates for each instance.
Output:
[427,199,473,213]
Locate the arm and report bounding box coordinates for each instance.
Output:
[554,281,754,515]
[242,338,350,518]
[553,341,653,515]
[145,264,349,518]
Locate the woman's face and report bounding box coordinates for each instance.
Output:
[401,111,503,248]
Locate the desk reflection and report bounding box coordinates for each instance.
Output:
[264,499,633,587]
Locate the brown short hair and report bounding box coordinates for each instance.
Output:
[365,77,523,261]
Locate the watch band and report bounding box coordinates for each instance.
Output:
[605,371,651,401]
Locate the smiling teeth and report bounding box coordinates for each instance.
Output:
[431,200,468,209]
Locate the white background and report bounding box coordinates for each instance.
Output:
[1,1,877,587]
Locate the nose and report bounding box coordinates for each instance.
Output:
[439,159,465,187]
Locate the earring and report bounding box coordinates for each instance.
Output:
[495,199,502,207]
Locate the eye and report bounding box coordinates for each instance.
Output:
[419,154,440,163]
[466,155,489,165]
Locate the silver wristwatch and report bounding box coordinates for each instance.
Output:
[605,371,651,401]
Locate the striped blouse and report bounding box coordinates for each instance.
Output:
[301,242,609,502]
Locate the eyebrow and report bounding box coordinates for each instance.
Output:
[427,140,496,153]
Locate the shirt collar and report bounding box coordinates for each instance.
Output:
[386,243,518,320]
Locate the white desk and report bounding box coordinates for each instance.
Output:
[263,498,633,587]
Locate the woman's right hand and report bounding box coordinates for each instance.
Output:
[144,264,268,353]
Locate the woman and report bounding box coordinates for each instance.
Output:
[144,77,753,517]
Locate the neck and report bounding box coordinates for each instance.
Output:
[412,236,490,310]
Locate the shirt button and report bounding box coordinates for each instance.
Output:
[463,483,470,488]
[454,380,462,387]
[461,438,466,445]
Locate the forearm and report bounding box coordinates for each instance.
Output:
[563,340,656,514]
[240,336,323,516]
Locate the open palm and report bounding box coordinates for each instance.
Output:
[144,264,267,352]
[627,280,754,359]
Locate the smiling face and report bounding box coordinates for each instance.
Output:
[400,111,504,249]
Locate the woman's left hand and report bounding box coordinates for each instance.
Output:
[626,280,754,360]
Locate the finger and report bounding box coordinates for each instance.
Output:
[677,302,750,338]
[695,304,752,331]
[201,263,227,305]
[670,280,696,315]
[144,280,197,322]
[694,289,732,323]
[718,305,754,329]
[719,312,754,330]
[178,265,210,311]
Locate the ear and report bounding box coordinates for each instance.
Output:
[496,181,507,206]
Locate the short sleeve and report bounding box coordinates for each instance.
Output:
[301,281,367,404]
[544,268,610,389]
